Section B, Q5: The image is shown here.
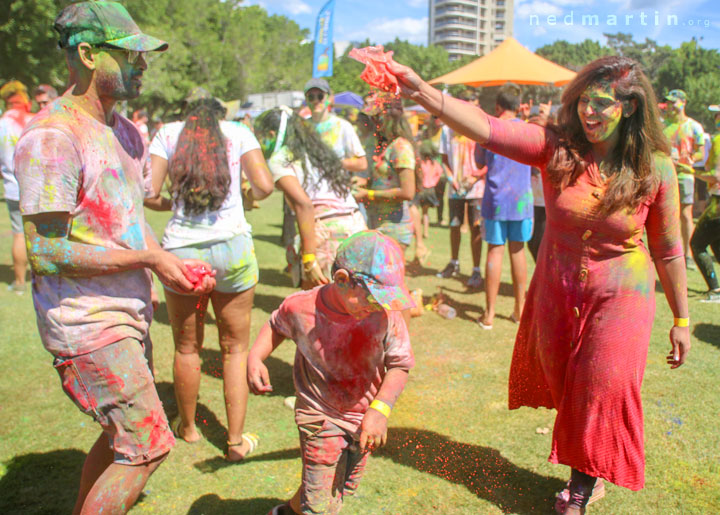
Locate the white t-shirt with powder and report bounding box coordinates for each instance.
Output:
[149,120,260,249]
[268,145,359,216]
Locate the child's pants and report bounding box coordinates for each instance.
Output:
[298,420,369,514]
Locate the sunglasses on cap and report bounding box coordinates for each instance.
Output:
[306,91,326,102]
[94,44,146,65]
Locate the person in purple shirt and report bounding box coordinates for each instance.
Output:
[475,86,533,330]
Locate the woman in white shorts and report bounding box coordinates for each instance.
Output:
[254,107,367,284]
[146,98,273,461]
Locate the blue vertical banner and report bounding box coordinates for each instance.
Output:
[312,0,335,78]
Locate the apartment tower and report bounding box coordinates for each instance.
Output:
[428,0,514,60]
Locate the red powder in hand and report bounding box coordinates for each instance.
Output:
[186,265,213,289]
[349,46,400,94]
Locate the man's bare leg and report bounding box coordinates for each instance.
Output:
[73,433,168,514]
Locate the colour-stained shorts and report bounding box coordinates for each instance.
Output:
[6,199,23,234]
[53,337,174,465]
[166,232,259,294]
[314,208,367,278]
[484,218,533,245]
[298,419,369,515]
[678,174,695,205]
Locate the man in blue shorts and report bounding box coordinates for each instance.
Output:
[475,86,533,330]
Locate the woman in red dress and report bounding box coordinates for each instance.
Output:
[386,56,691,513]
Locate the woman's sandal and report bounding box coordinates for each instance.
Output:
[225,432,260,462]
[171,416,202,444]
[554,478,605,513]
[267,503,292,515]
[476,317,493,330]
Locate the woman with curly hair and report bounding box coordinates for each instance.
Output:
[355,97,416,251]
[145,98,274,461]
[254,107,367,282]
[386,56,690,512]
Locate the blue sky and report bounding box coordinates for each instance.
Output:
[248,0,719,51]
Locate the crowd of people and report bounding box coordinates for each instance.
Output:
[1,1,716,514]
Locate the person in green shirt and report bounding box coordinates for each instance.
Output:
[662,89,706,269]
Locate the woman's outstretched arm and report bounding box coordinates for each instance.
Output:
[388,60,554,168]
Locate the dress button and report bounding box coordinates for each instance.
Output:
[582,230,592,240]
[579,269,588,281]
[573,307,580,318]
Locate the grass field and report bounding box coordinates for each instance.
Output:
[0,192,718,514]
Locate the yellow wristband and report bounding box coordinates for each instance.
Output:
[673,317,689,327]
[367,190,375,201]
[369,399,392,418]
[302,253,316,264]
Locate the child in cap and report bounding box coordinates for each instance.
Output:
[248,230,415,515]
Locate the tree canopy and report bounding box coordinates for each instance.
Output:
[3,3,718,130]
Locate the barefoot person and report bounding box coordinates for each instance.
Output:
[14,2,214,512]
[146,97,273,461]
[385,56,690,512]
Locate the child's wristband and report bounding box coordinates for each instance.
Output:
[302,253,316,264]
[369,399,392,418]
[673,317,689,327]
[367,190,375,201]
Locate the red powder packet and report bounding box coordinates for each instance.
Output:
[348,45,400,94]
[185,264,214,289]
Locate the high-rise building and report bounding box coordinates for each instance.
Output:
[428,0,514,61]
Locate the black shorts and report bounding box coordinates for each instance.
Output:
[448,198,483,228]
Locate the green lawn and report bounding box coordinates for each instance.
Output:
[0,193,718,514]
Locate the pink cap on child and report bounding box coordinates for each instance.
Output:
[334,230,415,311]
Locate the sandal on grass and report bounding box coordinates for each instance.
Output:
[267,503,292,515]
[476,317,493,330]
[555,478,605,513]
[226,432,259,462]
[171,416,202,444]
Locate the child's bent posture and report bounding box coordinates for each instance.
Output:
[248,230,415,515]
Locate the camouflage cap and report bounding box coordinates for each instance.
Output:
[55,1,167,52]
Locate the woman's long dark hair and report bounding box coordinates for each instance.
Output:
[168,99,230,216]
[254,109,350,198]
[547,56,669,215]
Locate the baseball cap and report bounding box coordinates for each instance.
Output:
[334,230,415,311]
[665,89,687,102]
[55,1,168,52]
[303,78,331,95]
[708,105,720,112]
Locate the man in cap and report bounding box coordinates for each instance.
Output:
[662,89,706,269]
[13,2,214,512]
[0,80,35,294]
[304,77,367,175]
[690,104,720,302]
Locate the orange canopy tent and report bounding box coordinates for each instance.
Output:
[429,37,576,87]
